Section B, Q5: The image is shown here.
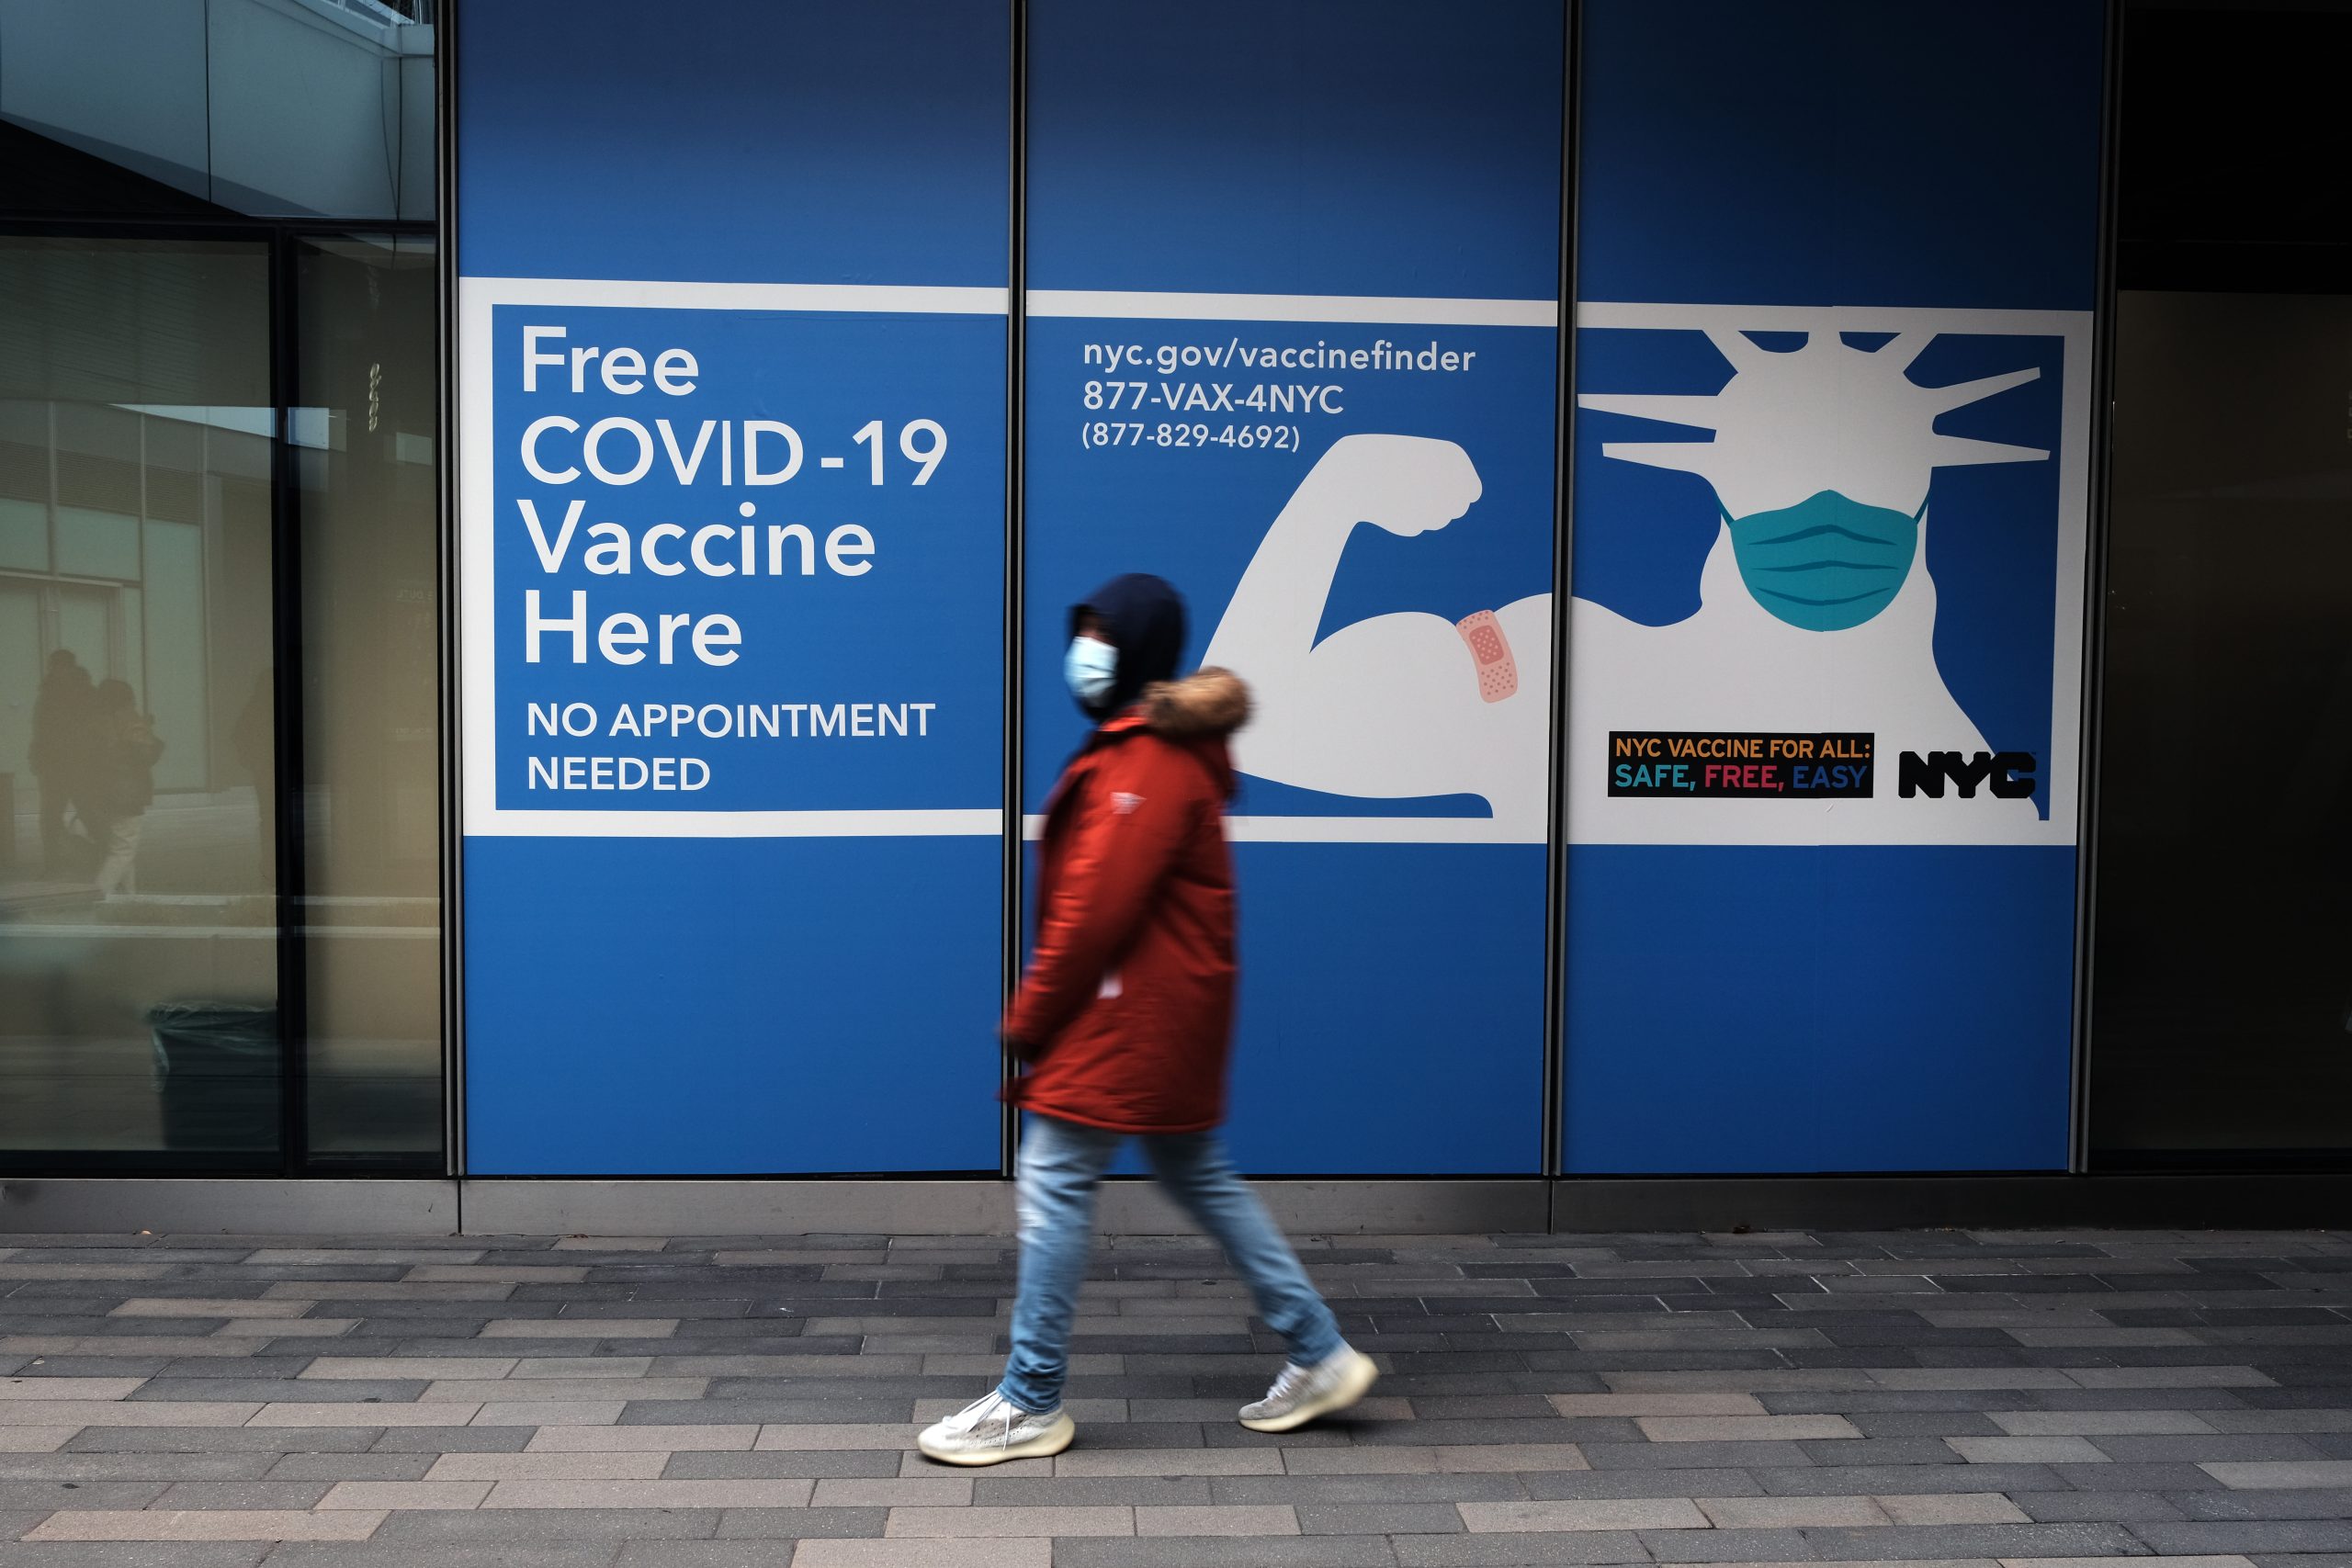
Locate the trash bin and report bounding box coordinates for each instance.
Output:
[147,1003,279,1152]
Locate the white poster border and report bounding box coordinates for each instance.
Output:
[457,276,1009,840]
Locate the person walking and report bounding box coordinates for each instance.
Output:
[81,679,164,897]
[28,649,94,876]
[917,573,1377,1466]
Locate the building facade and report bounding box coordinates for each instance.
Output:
[0,0,2345,1235]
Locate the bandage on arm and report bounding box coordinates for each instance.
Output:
[1455,609,1519,703]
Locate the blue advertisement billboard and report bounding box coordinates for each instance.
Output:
[1564,0,2105,1172]
[456,0,1009,1173]
[1025,0,1566,1174]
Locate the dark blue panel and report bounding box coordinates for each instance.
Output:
[1578,0,2103,310]
[1021,313,1556,1174]
[1070,840,1546,1177]
[1224,845,1546,1175]
[458,0,1008,285]
[1563,846,2075,1174]
[465,836,1001,1175]
[1020,0,1563,1175]
[458,0,1010,1175]
[1027,0,1563,298]
[1563,0,2100,1177]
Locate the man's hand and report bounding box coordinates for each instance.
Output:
[1001,1031,1045,1066]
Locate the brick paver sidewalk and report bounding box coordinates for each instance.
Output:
[1,1227,2349,1565]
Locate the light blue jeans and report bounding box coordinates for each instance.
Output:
[998,1113,1345,1414]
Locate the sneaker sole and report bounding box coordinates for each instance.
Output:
[916,1411,1076,1466]
[1238,1350,1380,1433]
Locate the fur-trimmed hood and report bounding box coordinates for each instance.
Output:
[1140,667,1250,739]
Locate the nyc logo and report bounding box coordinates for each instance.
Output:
[1899,750,2039,801]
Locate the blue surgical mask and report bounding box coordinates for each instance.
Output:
[1724,489,1926,632]
[1065,636,1117,712]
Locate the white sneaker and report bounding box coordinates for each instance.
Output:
[1238,1345,1379,1432]
[916,1389,1076,1465]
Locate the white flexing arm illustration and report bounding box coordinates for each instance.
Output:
[1202,434,1552,840]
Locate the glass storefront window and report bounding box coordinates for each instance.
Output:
[295,234,442,1165]
[0,236,283,1168]
[0,0,446,1174]
[2089,288,2352,1164]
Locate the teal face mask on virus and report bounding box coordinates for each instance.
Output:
[1723,489,1926,631]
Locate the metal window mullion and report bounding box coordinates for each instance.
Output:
[438,0,467,1199]
[1000,0,1028,1183]
[267,228,311,1175]
[2070,0,2125,1177]
[1542,0,1584,1221]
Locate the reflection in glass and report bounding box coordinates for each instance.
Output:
[296,235,443,1165]
[0,0,435,221]
[2091,290,2352,1163]
[0,237,280,1164]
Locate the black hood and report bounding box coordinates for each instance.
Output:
[1070,572,1185,719]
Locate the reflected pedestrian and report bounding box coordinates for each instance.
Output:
[918,573,1376,1466]
[82,679,164,897]
[28,649,93,876]
[232,668,274,889]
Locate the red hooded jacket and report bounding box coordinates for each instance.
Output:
[1002,668,1250,1134]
